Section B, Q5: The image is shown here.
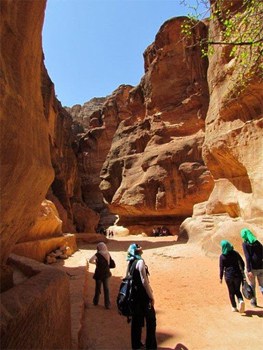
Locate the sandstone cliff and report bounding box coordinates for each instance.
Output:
[179,0,263,243]
[41,65,99,233]
[69,17,214,234]
[0,0,53,265]
[0,0,99,270]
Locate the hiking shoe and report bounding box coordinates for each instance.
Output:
[231,307,238,312]
[238,300,245,313]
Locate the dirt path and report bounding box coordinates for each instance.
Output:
[78,236,263,350]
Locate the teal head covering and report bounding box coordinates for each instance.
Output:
[220,240,234,255]
[126,243,143,261]
[241,228,257,244]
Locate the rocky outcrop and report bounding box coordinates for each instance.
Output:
[203,8,263,223]
[67,19,214,235]
[98,17,214,234]
[66,97,106,133]
[179,0,263,240]
[0,0,53,265]
[68,86,135,228]
[42,64,99,233]
[0,0,97,290]
[17,200,62,243]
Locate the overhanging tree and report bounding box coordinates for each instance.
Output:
[181,0,263,94]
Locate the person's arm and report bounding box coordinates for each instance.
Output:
[237,252,245,271]
[219,255,224,282]
[89,254,97,264]
[137,260,154,302]
[242,242,252,272]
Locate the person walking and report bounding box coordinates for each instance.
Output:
[89,242,115,309]
[126,243,157,350]
[219,240,245,313]
[240,228,263,307]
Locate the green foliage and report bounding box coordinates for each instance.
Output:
[181,0,263,91]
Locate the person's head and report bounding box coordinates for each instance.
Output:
[240,228,257,244]
[220,240,233,255]
[97,242,108,252]
[127,243,143,261]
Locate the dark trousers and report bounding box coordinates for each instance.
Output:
[225,276,243,307]
[131,303,157,350]
[93,277,110,308]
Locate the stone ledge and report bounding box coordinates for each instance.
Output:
[1,254,72,350]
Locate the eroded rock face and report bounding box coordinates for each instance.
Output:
[179,0,263,241]
[0,0,53,264]
[69,85,135,228]
[42,65,99,233]
[18,200,62,243]
[98,17,214,233]
[201,1,263,224]
[66,97,107,132]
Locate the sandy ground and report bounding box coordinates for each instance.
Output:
[69,236,263,350]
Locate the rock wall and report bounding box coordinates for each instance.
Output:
[0,0,53,264]
[41,65,99,233]
[179,0,263,242]
[202,2,263,224]
[71,17,214,234]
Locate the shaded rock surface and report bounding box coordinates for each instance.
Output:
[0,0,53,265]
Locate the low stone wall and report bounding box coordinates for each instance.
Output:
[0,254,72,349]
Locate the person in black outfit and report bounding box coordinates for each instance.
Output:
[126,243,157,350]
[241,228,263,307]
[219,240,245,313]
[89,242,115,309]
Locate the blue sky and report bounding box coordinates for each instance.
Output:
[43,0,209,107]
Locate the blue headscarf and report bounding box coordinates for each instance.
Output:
[126,243,142,261]
[220,240,234,255]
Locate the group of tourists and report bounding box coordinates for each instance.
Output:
[88,227,262,350]
[219,228,263,313]
[152,226,171,236]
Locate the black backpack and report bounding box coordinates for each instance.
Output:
[116,259,138,322]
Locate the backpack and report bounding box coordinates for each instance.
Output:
[116,259,137,322]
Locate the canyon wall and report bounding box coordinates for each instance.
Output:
[0,0,262,347]
[0,0,53,264]
[179,0,263,243]
[0,1,73,349]
[203,1,263,223]
[42,65,99,233]
[70,17,214,234]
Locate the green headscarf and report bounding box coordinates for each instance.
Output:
[126,243,142,261]
[220,240,234,255]
[240,228,257,244]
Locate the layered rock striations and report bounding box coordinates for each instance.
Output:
[0,0,53,264]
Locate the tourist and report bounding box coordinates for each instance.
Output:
[219,240,245,313]
[240,228,263,307]
[126,243,157,350]
[89,242,115,309]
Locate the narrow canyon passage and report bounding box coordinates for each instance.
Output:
[76,236,263,350]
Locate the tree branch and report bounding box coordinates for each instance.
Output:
[207,38,263,46]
